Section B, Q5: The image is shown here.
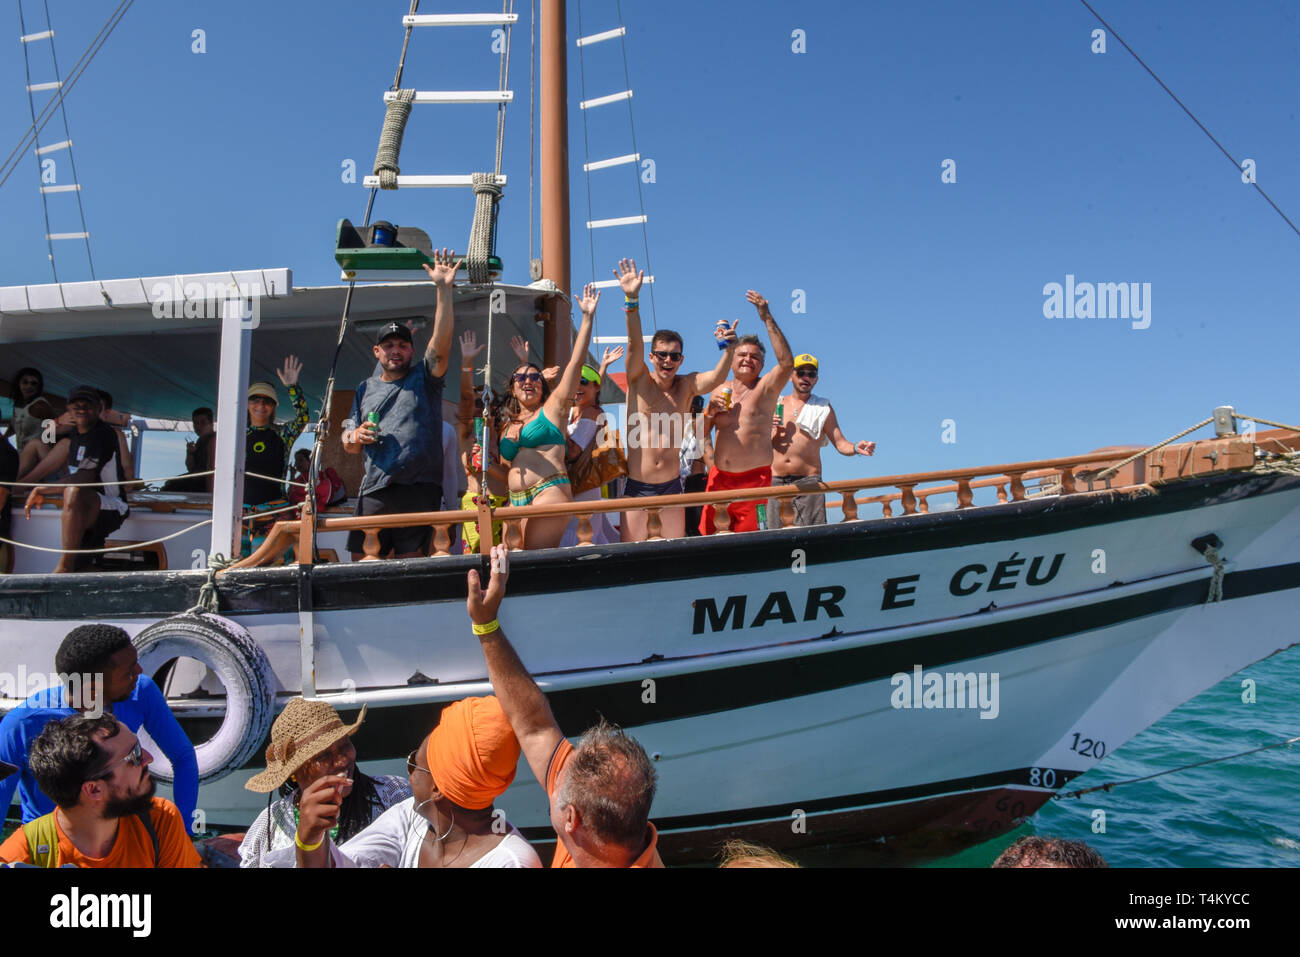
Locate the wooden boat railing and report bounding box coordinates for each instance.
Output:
[231,445,1154,570]
[232,428,1293,570]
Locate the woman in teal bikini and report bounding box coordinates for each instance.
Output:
[499,283,598,549]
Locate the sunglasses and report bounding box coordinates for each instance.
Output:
[651,351,683,362]
[794,369,818,379]
[513,373,543,384]
[406,749,432,777]
[248,396,276,406]
[92,740,144,779]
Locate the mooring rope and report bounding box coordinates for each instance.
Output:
[467,173,503,284]
[1093,418,1215,482]
[1056,735,1300,800]
[1200,544,1226,603]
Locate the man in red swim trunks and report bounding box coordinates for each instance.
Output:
[700,290,794,534]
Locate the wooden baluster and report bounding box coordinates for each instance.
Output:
[431,523,451,558]
[1060,469,1077,494]
[880,499,893,519]
[995,483,1008,503]
[841,490,859,522]
[917,492,930,514]
[956,479,974,509]
[1008,472,1026,502]
[715,500,733,534]
[646,508,664,541]
[504,520,525,550]
[900,485,917,516]
[362,528,382,561]
[576,513,594,546]
[779,495,796,527]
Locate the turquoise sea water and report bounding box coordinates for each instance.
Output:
[930,644,1300,869]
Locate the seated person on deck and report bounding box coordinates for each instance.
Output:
[17,385,130,574]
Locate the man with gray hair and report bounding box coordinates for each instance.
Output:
[466,545,663,867]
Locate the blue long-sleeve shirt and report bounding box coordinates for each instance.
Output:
[0,675,200,834]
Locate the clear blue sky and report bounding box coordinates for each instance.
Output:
[3,0,1297,484]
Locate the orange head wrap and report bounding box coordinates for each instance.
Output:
[426,696,520,810]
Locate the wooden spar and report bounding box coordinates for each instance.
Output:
[540,0,571,371]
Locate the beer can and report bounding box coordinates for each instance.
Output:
[720,386,733,411]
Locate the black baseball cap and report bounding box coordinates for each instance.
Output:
[67,385,102,405]
[375,322,413,345]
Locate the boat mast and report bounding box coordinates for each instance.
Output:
[540,0,571,370]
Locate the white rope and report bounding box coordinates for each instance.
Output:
[242,502,303,525]
[1239,414,1300,434]
[1094,417,1215,482]
[5,470,215,490]
[246,471,310,490]
[0,518,214,555]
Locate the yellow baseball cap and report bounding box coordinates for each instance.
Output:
[793,354,819,370]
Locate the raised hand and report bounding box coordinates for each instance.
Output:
[614,259,644,299]
[277,355,302,387]
[422,248,462,288]
[297,773,351,845]
[601,345,625,367]
[578,283,600,317]
[510,335,531,364]
[856,440,877,457]
[460,330,486,366]
[541,366,561,386]
[746,290,772,317]
[467,544,511,626]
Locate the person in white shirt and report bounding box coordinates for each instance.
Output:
[288,696,540,869]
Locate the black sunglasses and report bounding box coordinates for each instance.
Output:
[651,351,683,362]
[794,369,818,379]
[513,372,543,384]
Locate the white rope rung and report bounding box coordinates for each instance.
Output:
[584,153,640,172]
[580,90,632,110]
[35,139,72,155]
[27,81,62,92]
[20,29,54,42]
[362,173,508,189]
[591,276,654,289]
[47,231,89,240]
[587,215,648,229]
[385,90,513,105]
[40,184,81,194]
[577,27,626,47]
[404,13,519,26]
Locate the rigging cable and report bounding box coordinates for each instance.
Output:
[0,0,133,192]
[1079,0,1300,241]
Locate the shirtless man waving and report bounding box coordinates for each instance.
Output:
[701,290,795,534]
[618,259,737,541]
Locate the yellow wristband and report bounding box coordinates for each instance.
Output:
[295,832,324,852]
[472,619,500,636]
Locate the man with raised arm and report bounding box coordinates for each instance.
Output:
[342,251,460,560]
[768,353,876,528]
[618,258,737,541]
[700,290,795,534]
[466,545,664,867]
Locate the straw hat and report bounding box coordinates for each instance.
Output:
[244,698,367,793]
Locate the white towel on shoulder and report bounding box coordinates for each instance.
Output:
[795,394,832,442]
